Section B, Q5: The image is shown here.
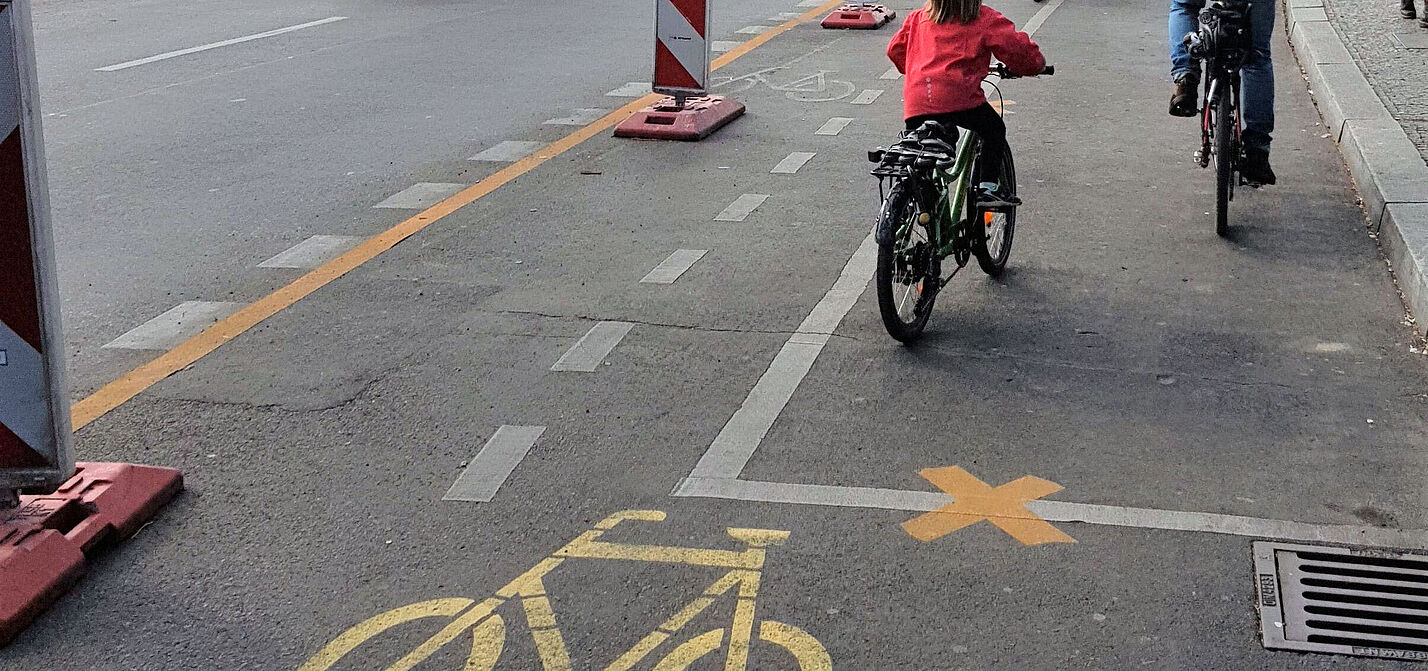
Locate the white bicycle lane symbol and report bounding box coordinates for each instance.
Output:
[711,67,856,103]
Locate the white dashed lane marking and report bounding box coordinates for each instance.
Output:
[103,301,245,350]
[374,183,467,209]
[641,250,708,284]
[771,152,816,174]
[735,26,771,34]
[543,108,610,126]
[712,41,741,53]
[606,82,653,97]
[714,194,769,222]
[258,235,361,269]
[443,426,547,502]
[879,67,902,80]
[814,117,854,136]
[469,141,544,162]
[551,321,635,372]
[95,17,348,71]
[851,89,884,105]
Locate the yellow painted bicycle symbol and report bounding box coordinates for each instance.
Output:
[299,510,831,670]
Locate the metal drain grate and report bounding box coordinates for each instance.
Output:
[1255,541,1428,661]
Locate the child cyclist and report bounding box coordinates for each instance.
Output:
[887,0,1046,207]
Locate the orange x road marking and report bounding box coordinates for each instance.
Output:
[902,466,1076,546]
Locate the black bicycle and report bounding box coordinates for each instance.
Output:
[867,63,1053,343]
[1184,0,1255,237]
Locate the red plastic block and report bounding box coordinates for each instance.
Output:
[0,530,85,646]
[821,3,895,29]
[0,462,182,646]
[613,96,745,141]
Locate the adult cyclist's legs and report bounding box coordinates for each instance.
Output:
[1169,0,1205,116]
[1169,0,1204,78]
[1239,0,1276,183]
[1240,0,1275,154]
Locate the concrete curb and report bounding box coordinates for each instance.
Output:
[1285,0,1428,332]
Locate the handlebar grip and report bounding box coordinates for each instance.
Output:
[1041,64,1055,76]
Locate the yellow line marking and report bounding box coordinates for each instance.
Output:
[758,621,832,671]
[69,0,849,430]
[294,598,473,671]
[651,628,726,671]
[467,616,505,671]
[902,466,1076,546]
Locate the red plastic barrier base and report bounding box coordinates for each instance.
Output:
[0,462,183,646]
[820,3,895,29]
[613,96,745,141]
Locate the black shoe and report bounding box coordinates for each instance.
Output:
[1241,149,1276,186]
[1169,75,1199,117]
[1403,0,1418,18]
[977,182,1021,209]
[1421,15,1428,27]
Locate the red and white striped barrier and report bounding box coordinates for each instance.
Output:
[615,0,744,141]
[0,0,69,493]
[0,1,182,647]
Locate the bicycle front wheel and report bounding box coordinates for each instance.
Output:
[875,181,936,343]
[973,144,1016,276]
[1213,89,1234,237]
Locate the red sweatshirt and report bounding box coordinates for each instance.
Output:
[886,7,1045,119]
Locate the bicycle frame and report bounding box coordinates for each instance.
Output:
[1192,2,1250,168]
[888,129,980,263]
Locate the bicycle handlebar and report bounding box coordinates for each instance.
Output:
[988,63,1055,79]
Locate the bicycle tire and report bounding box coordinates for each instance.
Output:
[972,144,1017,276]
[1213,89,1234,237]
[875,181,936,343]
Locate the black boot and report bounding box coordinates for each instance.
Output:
[1241,148,1276,186]
[1403,0,1417,19]
[1169,73,1199,117]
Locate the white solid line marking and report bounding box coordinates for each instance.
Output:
[552,321,634,372]
[641,249,708,284]
[258,235,361,269]
[469,140,544,162]
[606,82,653,97]
[713,194,769,222]
[1022,0,1068,37]
[374,183,467,209]
[688,234,876,479]
[543,108,610,126]
[672,478,1428,549]
[735,25,771,34]
[814,117,854,136]
[771,152,817,174]
[878,67,902,80]
[850,89,884,105]
[712,41,742,53]
[103,301,245,350]
[96,17,348,72]
[443,426,547,502]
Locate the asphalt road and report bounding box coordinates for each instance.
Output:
[32,0,794,395]
[9,0,1428,669]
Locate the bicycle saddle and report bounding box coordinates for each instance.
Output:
[907,120,958,153]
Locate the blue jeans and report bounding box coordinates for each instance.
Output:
[1170,0,1275,153]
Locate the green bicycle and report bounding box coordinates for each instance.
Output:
[867,63,1053,342]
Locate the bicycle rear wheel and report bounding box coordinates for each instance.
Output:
[875,181,936,343]
[972,145,1016,276]
[1213,88,1234,237]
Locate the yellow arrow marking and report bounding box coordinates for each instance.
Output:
[902,466,1075,546]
